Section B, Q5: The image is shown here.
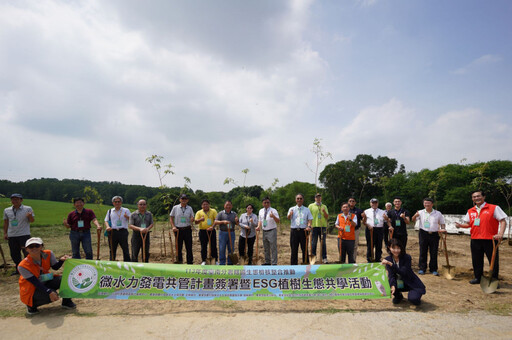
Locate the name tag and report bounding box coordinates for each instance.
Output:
[395,220,401,227]
[116,220,122,227]
[474,218,480,226]
[180,216,186,224]
[263,220,268,227]
[11,219,18,226]
[397,279,404,289]
[141,223,146,229]
[207,219,212,226]
[40,273,54,282]
[78,220,84,228]
[374,219,379,225]
[317,213,322,219]
[424,221,430,229]
[345,225,350,233]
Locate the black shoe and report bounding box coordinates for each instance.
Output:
[26,306,40,315]
[262,263,271,266]
[392,293,403,305]
[469,278,480,284]
[62,300,76,310]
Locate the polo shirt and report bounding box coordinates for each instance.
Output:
[308,203,328,228]
[195,209,218,230]
[216,210,238,232]
[66,208,97,231]
[170,205,194,228]
[386,208,410,235]
[129,210,154,229]
[3,204,34,237]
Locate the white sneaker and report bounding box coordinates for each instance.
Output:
[201,261,206,266]
[215,261,219,265]
[323,259,328,264]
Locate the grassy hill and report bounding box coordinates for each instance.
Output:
[0,198,136,227]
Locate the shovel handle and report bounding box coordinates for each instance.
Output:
[441,232,450,267]
[489,239,501,272]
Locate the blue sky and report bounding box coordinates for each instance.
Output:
[0,0,511,192]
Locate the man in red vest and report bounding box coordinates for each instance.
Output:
[455,190,507,285]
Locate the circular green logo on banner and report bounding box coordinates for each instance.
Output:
[68,264,98,293]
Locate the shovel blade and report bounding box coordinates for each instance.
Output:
[480,276,499,294]
[229,253,239,265]
[309,255,316,265]
[206,256,214,265]
[442,265,455,280]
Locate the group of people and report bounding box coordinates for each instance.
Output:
[3,189,507,313]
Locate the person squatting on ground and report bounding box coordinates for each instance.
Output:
[104,196,131,261]
[382,238,426,306]
[412,198,446,276]
[63,197,102,260]
[3,193,34,274]
[455,190,507,285]
[18,237,75,315]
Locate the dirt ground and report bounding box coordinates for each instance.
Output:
[1,226,511,338]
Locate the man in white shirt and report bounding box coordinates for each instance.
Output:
[104,196,131,262]
[363,198,389,262]
[287,194,313,265]
[412,197,446,276]
[256,197,280,265]
[170,194,195,264]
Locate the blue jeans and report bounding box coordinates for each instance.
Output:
[219,230,235,265]
[69,230,93,260]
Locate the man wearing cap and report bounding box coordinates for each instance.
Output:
[287,193,313,265]
[170,194,195,264]
[256,197,280,265]
[308,193,329,264]
[455,190,507,284]
[129,199,154,263]
[18,237,75,315]
[63,197,103,260]
[194,199,218,265]
[363,198,389,262]
[348,197,364,262]
[3,193,35,273]
[104,196,131,262]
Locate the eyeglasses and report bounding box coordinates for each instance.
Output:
[296,198,303,200]
[27,244,41,249]
[138,203,147,205]
[113,201,122,203]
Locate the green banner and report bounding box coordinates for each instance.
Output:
[59,259,390,300]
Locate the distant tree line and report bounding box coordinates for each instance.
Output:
[1,156,511,219]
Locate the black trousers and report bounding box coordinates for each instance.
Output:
[290,229,307,265]
[109,229,130,262]
[365,227,384,262]
[8,234,30,270]
[176,227,193,264]
[31,276,72,308]
[199,229,218,261]
[393,233,408,250]
[418,229,440,272]
[471,239,499,280]
[131,231,150,263]
[238,235,256,264]
[338,239,355,264]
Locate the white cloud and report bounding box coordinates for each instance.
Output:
[452,54,502,75]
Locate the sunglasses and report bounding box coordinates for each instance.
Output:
[27,244,41,249]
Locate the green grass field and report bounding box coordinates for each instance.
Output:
[0,198,136,227]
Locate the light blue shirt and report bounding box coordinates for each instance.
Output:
[288,205,313,229]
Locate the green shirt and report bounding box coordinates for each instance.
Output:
[308,203,328,228]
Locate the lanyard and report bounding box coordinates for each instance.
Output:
[343,214,351,225]
[139,213,145,223]
[475,205,482,217]
[115,208,122,220]
[76,209,84,221]
[181,206,187,216]
[12,206,18,218]
[394,209,402,219]
[203,210,210,220]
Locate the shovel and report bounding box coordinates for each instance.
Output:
[440,232,455,280]
[108,231,114,261]
[318,229,324,264]
[96,228,101,260]
[168,229,175,262]
[0,243,8,272]
[174,229,182,264]
[206,230,214,265]
[338,234,343,264]
[302,230,310,265]
[481,239,501,294]
[255,230,261,265]
[227,228,239,265]
[241,228,249,263]
[141,229,148,263]
[389,228,394,241]
[370,227,375,262]
[309,230,316,265]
